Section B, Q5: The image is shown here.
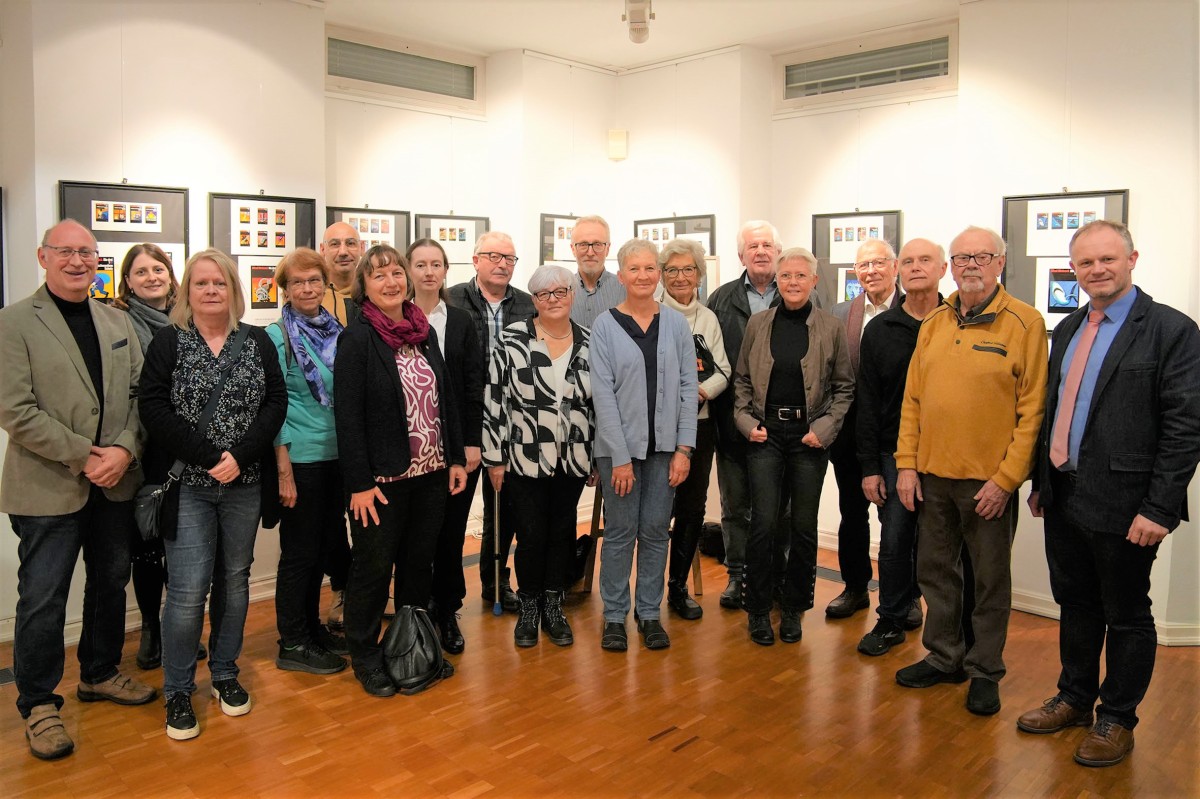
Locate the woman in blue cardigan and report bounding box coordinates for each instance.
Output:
[589,239,697,652]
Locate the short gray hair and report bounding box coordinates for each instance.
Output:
[1071,219,1134,255]
[474,230,514,255]
[657,238,706,283]
[572,215,610,240]
[736,220,779,256]
[952,225,1007,258]
[855,238,896,261]
[617,238,659,269]
[777,247,817,271]
[528,264,574,295]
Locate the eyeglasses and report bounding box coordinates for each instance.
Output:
[324,238,360,249]
[478,251,518,266]
[43,245,99,261]
[289,277,325,289]
[573,241,609,253]
[663,266,698,278]
[777,272,813,283]
[950,253,998,267]
[854,258,894,271]
[532,287,571,302]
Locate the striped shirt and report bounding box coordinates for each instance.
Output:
[570,269,626,329]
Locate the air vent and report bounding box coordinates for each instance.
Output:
[328,37,475,100]
[784,37,949,99]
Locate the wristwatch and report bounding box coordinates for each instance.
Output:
[675,446,693,459]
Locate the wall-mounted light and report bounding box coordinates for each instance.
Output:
[623,0,654,44]
[608,129,629,161]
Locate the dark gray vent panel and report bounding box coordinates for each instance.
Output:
[784,37,949,99]
[328,37,475,100]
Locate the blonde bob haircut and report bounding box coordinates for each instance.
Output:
[274,247,330,290]
[170,248,245,334]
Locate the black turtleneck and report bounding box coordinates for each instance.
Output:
[765,301,810,407]
[49,289,105,441]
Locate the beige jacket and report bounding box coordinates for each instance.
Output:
[0,284,144,515]
[733,305,855,448]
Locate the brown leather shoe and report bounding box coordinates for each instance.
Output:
[1016,696,1093,734]
[77,672,157,706]
[1074,720,1134,767]
[26,704,73,760]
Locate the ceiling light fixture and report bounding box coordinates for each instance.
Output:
[623,0,654,44]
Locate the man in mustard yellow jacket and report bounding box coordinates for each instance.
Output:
[0,220,156,761]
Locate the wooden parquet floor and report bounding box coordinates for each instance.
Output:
[1,546,1196,798]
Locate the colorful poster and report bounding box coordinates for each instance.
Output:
[237,256,284,325]
[1026,199,1105,257]
[230,201,296,256]
[336,211,398,249]
[551,217,576,262]
[829,215,884,264]
[837,267,864,303]
[428,217,479,264]
[89,257,117,302]
[91,199,163,233]
[1033,256,1089,332]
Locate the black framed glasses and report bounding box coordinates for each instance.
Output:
[43,245,99,261]
[532,287,571,302]
[478,251,518,266]
[573,241,609,253]
[950,253,998,267]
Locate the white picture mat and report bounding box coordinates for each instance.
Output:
[338,210,397,249]
[550,217,577,262]
[1025,198,1104,257]
[91,199,163,233]
[97,241,187,295]
[829,215,884,264]
[230,201,297,256]
[429,218,477,264]
[637,222,675,245]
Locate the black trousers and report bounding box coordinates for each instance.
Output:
[506,471,587,594]
[669,417,716,587]
[829,412,873,592]
[1045,472,1159,729]
[344,471,445,672]
[275,460,346,647]
[431,466,481,612]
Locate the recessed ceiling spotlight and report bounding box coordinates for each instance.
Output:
[623,0,654,44]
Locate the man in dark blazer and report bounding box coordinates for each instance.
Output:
[827,239,902,619]
[1022,220,1200,767]
[0,220,156,760]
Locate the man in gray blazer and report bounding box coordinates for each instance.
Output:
[0,220,156,760]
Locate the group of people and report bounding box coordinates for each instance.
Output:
[2,213,1196,772]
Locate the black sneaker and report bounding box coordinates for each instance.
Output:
[357,667,397,698]
[276,641,347,674]
[165,693,199,741]
[316,625,349,655]
[966,677,1001,716]
[857,619,906,656]
[210,678,252,717]
[895,659,969,688]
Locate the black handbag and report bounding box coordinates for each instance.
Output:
[133,326,250,541]
[382,605,455,695]
[693,332,728,409]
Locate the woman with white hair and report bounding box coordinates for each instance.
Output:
[658,238,731,620]
[483,264,595,648]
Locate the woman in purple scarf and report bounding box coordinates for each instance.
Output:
[333,245,468,698]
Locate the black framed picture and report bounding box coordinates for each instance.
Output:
[59,180,190,303]
[539,213,579,265]
[209,192,317,326]
[1001,189,1128,332]
[811,210,902,308]
[326,206,411,253]
[632,214,716,258]
[414,213,490,288]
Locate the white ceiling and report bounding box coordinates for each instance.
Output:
[322,0,962,71]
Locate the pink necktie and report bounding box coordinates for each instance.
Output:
[1050,310,1105,468]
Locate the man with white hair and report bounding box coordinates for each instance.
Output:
[568,214,624,328]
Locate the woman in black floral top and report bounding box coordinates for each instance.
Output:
[140,248,285,742]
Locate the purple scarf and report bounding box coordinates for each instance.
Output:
[361,299,430,350]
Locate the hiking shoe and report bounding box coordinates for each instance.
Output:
[749,612,775,646]
[637,618,670,650]
[601,622,628,651]
[541,590,574,647]
[779,610,802,644]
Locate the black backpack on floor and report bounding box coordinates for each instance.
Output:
[382,606,454,695]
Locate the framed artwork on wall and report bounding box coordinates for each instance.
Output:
[414,213,490,287]
[326,206,411,253]
[209,192,317,326]
[539,213,579,265]
[59,180,190,304]
[633,214,716,258]
[811,210,902,308]
[1001,189,1128,332]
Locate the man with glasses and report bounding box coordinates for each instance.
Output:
[450,232,536,612]
[568,215,624,328]
[320,221,362,325]
[894,226,1047,717]
[1,220,156,760]
[827,239,903,621]
[706,220,783,610]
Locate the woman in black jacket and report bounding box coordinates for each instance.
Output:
[407,238,484,654]
[334,245,468,697]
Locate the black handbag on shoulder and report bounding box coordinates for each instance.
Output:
[382,605,455,695]
[133,326,250,541]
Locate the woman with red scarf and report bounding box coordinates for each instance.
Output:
[333,245,468,698]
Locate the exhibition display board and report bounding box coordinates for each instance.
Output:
[415,213,490,287]
[811,210,902,308]
[539,213,579,264]
[327,206,411,253]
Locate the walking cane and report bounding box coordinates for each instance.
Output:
[492,483,503,617]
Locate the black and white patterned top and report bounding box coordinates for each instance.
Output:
[482,318,595,478]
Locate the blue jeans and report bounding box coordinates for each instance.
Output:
[162,482,260,697]
[744,420,829,614]
[10,487,133,716]
[875,453,919,626]
[597,453,675,622]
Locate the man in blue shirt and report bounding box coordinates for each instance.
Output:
[1022,221,1200,768]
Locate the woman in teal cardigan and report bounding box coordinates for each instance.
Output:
[267,248,350,677]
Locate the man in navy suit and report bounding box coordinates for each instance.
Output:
[1021,220,1200,767]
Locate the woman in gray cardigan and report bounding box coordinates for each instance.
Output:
[590,239,698,652]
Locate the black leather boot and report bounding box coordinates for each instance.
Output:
[137,625,161,670]
[540,590,574,647]
[514,592,540,647]
[667,580,703,620]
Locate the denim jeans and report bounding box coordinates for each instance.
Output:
[744,420,829,614]
[507,471,587,594]
[162,482,260,698]
[597,453,675,622]
[875,453,919,626]
[1045,472,1159,729]
[275,460,346,647]
[10,487,134,717]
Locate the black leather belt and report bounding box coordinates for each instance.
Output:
[765,404,806,423]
